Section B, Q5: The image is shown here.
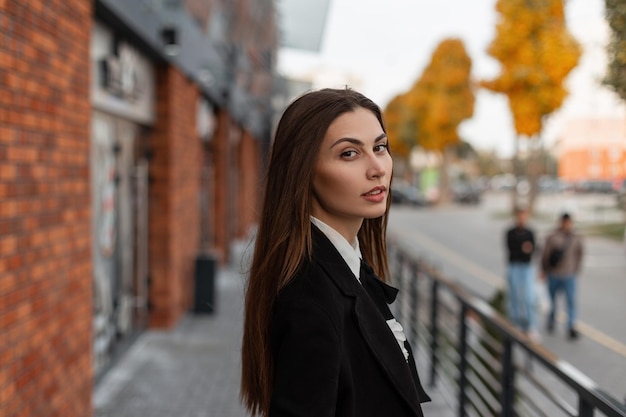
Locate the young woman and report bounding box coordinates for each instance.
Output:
[241,88,430,417]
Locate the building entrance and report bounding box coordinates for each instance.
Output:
[91,112,149,377]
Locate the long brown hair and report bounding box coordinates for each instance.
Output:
[240,88,392,416]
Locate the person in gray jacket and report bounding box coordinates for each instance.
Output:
[540,213,584,340]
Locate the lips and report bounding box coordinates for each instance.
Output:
[362,186,386,196]
[361,186,387,204]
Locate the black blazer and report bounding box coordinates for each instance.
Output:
[269,226,430,417]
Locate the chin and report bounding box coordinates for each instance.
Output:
[362,209,387,220]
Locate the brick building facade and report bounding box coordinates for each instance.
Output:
[148,66,204,328]
[0,2,94,416]
[0,0,278,416]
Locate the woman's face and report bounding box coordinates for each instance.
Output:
[311,107,392,240]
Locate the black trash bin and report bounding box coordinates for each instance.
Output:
[194,253,217,314]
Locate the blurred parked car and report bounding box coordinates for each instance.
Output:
[391,182,428,206]
[616,180,626,209]
[617,190,626,209]
[490,174,516,191]
[575,180,615,193]
[452,182,482,204]
[538,176,566,193]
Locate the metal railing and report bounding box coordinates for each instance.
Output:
[388,240,626,417]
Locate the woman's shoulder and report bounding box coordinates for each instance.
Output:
[273,260,346,331]
[275,231,359,316]
[277,259,337,303]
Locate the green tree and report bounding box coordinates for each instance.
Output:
[604,0,626,216]
[482,0,580,212]
[604,0,626,102]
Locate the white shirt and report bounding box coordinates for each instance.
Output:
[310,217,409,361]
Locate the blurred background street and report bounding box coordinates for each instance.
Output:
[388,191,626,402]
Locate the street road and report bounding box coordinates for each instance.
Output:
[388,192,626,402]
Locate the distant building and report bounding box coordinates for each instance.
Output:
[557,118,626,185]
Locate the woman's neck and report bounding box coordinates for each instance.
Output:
[311,215,362,244]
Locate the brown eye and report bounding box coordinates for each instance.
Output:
[374,144,389,153]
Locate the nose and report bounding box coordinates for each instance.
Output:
[366,154,386,180]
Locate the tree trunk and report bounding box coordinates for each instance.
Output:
[527,134,542,215]
[510,135,520,212]
[393,156,408,182]
[439,146,453,205]
[623,116,626,223]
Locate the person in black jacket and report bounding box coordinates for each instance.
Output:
[241,88,430,417]
[505,207,538,340]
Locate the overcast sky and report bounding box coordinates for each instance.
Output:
[278,0,625,157]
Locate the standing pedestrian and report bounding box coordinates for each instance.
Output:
[505,207,538,340]
[240,88,430,417]
[541,213,584,340]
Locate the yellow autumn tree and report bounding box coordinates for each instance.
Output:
[482,0,581,210]
[408,38,475,203]
[384,92,415,159]
[409,39,474,152]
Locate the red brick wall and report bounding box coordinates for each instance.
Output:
[149,66,202,328]
[212,109,232,263]
[211,115,264,262]
[0,1,94,417]
[237,130,260,238]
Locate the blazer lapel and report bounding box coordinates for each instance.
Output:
[311,225,360,298]
[359,260,398,318]
[356,267,423,416]
[310,226,423,415]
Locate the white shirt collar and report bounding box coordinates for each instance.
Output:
[310,216,362,282]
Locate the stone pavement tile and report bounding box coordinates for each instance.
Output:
[539,325,626,403]
[420,387,456,417]
[94,267,249,417]
[413,347,456,417]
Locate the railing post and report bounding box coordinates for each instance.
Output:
[410,263,419,350]
[578,397,594,417]
[458,303,468,417]
[395,253,404,323]
[429,278,439,388]
[501,336,515,417]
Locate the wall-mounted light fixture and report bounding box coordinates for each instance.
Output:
[196,98,216,142]
[160,27,179,56]
[197,67,215,87]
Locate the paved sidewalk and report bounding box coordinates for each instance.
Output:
[94,267,249,417]
[93,262,452,417]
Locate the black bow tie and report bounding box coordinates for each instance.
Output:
[360,259,399,305]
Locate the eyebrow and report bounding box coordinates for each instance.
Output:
[330,133,387,149]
